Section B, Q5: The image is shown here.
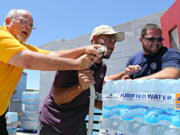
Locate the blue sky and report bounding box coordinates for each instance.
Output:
[0,0,176,89]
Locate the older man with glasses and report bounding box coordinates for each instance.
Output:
[105,23,180,80]
[0,9,106,134]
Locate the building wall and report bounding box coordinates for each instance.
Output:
[160,0,180,48]
[39,12,163,106]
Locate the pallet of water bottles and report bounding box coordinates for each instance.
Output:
[20,91,39,132]
[6,112,18,135]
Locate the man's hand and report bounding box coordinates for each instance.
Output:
[84,45,107,58]
[125,65,142,75]
[78,69,95,90]
[74,54,94,70]
[104,65,142,81]
[85,45,107,64]
[121,65,141,80]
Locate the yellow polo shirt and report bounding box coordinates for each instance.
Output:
[0,26,50,115]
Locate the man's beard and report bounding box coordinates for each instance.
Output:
[17,33,28,43]
[102,50,113,59]
[103,54,111,59]
[142,44,162,55]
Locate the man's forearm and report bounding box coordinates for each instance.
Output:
[104,71,126,81]
[49,46,86,59]
[137,67,180,79]
[53,84,86,104]
[8,50,88,71]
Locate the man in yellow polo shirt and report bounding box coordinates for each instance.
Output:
[0,9,103,134]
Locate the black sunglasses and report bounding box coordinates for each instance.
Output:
[143,37,164,42]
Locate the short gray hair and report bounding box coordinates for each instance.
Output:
[141,24,162,38]
[6,9,32,18]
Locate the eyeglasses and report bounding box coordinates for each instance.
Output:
[12,17,36,29]
[100,35,116,43]
[143,37,164,42]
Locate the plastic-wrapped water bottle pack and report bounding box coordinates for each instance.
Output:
[6,112,18,135]
[20,91,39,131]
[100,80,180,135]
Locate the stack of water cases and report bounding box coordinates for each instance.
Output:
[21,91,39,131]
[6,112,18,135]
[100,79,180,135]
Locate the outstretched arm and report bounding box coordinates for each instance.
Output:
[53,70,94,104]
[136,67,180,79]
[48,45,103,58]
[8,50,94,71]
[104,71,128,81]
[8,45,105,71]
[104,65,141,81]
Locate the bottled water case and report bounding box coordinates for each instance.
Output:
[100,80,180,135]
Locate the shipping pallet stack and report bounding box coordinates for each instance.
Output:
[20,91,39,132]
[6,112,18,135]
